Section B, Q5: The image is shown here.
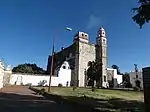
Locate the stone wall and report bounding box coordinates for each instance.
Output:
[10,61,72,87]
[107,68,123,88]
[3,69,12,86]
[0,61,4,89]
[10,73,71,87]
[10,74,50,86]
[129,71,143,89]
[78,41,96,87]
[70,42,79,86]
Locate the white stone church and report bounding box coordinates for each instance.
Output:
[47,27,122,88]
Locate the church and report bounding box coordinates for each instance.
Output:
[47,27,122,88]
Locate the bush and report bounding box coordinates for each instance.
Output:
[38,88,45,95]
[58,83,63,87]
[133,86,140,91]
[125,82,132,88]
[92,87,96,92]
[25,83,32,87]
[45,84,48,87]
[73,86,77,91]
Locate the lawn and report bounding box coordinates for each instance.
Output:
[34,87,144,112]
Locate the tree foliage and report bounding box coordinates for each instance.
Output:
[12,63,47,74]
[86,61,102,87]
[111,64,121,74]
[123,72,130,83]
[123,72,132,88]
[132,0,150,28]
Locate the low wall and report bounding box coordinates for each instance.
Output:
[9,73,71,87]
[0,74,3,89]
[0,66,4,89]
[10,74,50,86]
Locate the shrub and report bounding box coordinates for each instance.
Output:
[45,84,48,87]
[73,86,77,91]
[133,86,140,91]
[58,83,63,87]
[92,88,96,92]
[125,82,132,88]
[38,88,45,95]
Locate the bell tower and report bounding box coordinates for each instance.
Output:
[96,27,108,88]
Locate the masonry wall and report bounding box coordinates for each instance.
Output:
[47,42,77,86]
[0,70,4,89]
[10,65,71,87]
[3,70,12,86]
[10,74,50,86]
[78,41,96,87]
[0,63,4,89]
[129,71,143,89]
[107,68,123,88]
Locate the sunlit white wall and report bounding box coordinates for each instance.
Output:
[0,61,4,89]
[9,61,72,87]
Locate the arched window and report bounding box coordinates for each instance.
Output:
[62,66,66,69]
[61,61,70,70]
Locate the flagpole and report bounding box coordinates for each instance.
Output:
[48,34,55,92]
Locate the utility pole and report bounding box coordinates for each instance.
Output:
[48,27,72,92]
[48,35,55,92]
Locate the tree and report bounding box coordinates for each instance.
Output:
[111,65,121,74]
[132,0,150,28]
[86,61,102,88]
[123,72,132,88]
[12,63,46,74]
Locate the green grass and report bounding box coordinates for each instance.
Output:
[35,87,143,101]
[34,87,144,112]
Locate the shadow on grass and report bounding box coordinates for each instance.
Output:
[0,91,97,112]
[62,95,145,112]
[0,92,57,112]
[31,87,145,112]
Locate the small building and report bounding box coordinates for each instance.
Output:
[129,71,143,89]
[107,68,123,88]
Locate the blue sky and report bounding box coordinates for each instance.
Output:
[0,0,150,72]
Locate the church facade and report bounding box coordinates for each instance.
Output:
[47,27,108,88]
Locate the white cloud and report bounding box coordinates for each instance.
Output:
[86,14,102,30]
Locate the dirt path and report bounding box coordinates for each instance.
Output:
[0,86,94,112]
